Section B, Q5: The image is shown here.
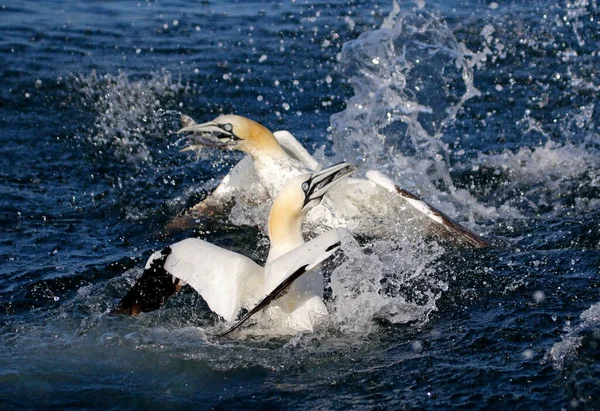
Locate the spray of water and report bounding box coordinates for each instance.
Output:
[320,1,499,231]
[73,69,192,163]
[328,229,445,333]
[548,302,600,370]
[309,2,489,330]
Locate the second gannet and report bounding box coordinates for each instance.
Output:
[178,114,489,248]
[114,162,355,335]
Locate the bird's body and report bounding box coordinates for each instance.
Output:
[180,114,489,247]
[115,163,355,335]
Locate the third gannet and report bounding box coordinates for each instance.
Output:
[177,114,489,248]
[115,162,355,336]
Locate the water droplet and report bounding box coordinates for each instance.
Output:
[411,340,423,352]
[522,349,533,359]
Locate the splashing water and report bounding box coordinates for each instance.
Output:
[549,302,600,370]
[471,140,600,217]
[332,2,479,157]
[326,2,488,221]
[73,70,192,163]
[463,100,600,220]
[328,229,445,333]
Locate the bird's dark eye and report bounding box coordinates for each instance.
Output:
[222,123,233,132]
[301,182,310,192]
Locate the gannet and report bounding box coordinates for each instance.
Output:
[177,114,489,248]
[114,162,355,336]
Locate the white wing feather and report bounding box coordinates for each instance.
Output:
[217,229,343,337]
[274,130,321,171]
[157,238,264,321]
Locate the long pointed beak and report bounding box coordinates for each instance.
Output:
[177,121,231,150]
[304,162,355,207]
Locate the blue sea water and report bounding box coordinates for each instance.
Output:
[1,0,599,409]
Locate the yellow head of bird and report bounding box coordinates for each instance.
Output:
[178,114,282,157]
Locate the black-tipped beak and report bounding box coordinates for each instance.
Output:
[302,162,355,208]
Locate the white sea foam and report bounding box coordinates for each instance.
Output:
[549,302,600,370]
[328,229,445,332]
[469,101,600,217]
[472,140,600,216]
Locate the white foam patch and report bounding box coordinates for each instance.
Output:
[472,140,600,216]
[328,231,446,333]
[549,302,600,370]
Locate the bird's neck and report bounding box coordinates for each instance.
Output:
[244,127,289,161]
[267,201,305,263]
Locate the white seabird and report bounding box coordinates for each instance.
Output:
[177,114,489,248]
[114,162,355,336]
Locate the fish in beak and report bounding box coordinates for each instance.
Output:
[178,114,239,152]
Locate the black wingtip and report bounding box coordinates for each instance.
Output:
[395,186,490,249]
[325,241,341,252]
[112,247,179,316]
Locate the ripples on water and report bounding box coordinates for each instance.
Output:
[1,0,599,408]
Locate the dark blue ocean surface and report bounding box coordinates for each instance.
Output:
[1,0,599,409]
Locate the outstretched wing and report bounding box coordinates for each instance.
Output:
[217,229,342,337]
[114,238,264,321]
[366,170,490,248]
[273,130,321,171]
